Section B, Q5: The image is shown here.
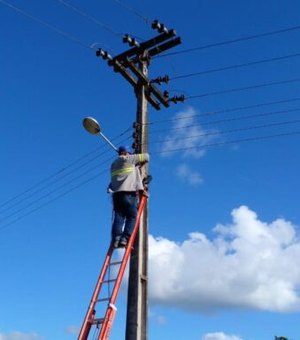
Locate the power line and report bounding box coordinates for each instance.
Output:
[0,167,108,232]
[2,112,298,223]
[0,147,111,215]
[152,130,300,155]
[1,127,299,231]
[158,24,300,58]
[186,78,300,100]
[0,0,95,50]
[170,52,300,81]
[0,155,114,225]
[149,108,300,133]
[0,128,131,212]
[148,118,300,144]
[111,0,151,25]
[146,97,300,125]
[54,0,122,36]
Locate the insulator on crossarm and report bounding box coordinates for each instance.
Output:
[169,95,185,104]
[123,34,140,48]
[132,122,142,130]
[96,48,112,61]
[151,20,169,34]
[132,142,139,151]
[150,75,169,85]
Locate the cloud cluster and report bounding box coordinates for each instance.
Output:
[160,106,217,159]
[65,325,79,335]
[0,332,43,340]
[202,332,242,340]
[160,106,217,185]
[149,206,300,312]
[175,164,203,186]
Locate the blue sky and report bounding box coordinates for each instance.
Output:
[1,0,300,339]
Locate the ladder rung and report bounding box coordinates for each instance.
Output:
[93,318,104,325]
[97,297,110,302]
[101,278,117,284]
[109,261,122,266]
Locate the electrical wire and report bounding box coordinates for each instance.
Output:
[158,23,300,58]
[151,130,300,155]
[146,97,300,125]
[186,77,300,100]
[0,128,132,230]
[3,111,298,222]
[0,146,112,215]
[148,118,300,145]
[0,155,114,225]
[1,126,299,231]
[0,167,107,232]
[0,128,132,212]
[0,0,95,50]
[170,52,300,81]
[111,0,151,25]
[149,108,300,134]
[53,0,122,36]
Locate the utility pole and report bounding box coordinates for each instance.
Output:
[96,20,184,340]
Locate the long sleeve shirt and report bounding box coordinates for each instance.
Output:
[110,153,150,192]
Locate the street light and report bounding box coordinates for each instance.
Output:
[82,116,118,152]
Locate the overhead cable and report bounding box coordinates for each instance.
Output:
[158,24,300,58]
[148,119,300,144]
[149,108,300,133]
[0,167,108,232]
[0,128,131,211]
[0,0,95,50]
[112,0,150,25]
[0,155,114,225]
[1,128,299,231]
[171,52,300,81]
[152,130,300,154]
[186,78,300,100]
[54,0,122,36]
[146,97,300,125]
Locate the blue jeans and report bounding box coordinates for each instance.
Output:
[112,192,137,241]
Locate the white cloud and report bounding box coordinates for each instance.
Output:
[149,206,300,312]
[65,325,79,335]
[160,106,218,159]
[176,164,203,186]
[0,332,43,340]
[149,309,168,326]
[202,332,242,340]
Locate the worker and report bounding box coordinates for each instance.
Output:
[109,145,149,248]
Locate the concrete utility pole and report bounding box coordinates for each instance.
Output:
[96,20,183,340]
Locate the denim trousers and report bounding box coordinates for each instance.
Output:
[112,192,137,241]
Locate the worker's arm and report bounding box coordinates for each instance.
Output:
[126,153,149,166]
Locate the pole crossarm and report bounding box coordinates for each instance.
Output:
[113,29,177,62]
[96,20,182,110]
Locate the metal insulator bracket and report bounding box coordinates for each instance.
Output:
[168,94,185,104]
[150,75,169,85]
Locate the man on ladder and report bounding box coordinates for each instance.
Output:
[109,145,149,248]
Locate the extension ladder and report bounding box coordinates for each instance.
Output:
[78,194,148,340]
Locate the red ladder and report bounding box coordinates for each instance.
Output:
[78,194,148,340]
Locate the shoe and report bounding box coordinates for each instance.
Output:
[119,238,127,248]
[112,239,119,249]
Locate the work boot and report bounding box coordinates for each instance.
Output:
[119,238,127,248]
[112,239,119,249]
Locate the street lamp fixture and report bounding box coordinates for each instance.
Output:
[82,116,118,152]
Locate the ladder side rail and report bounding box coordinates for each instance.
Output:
[98,194,148,340]
[78,247,114,340]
